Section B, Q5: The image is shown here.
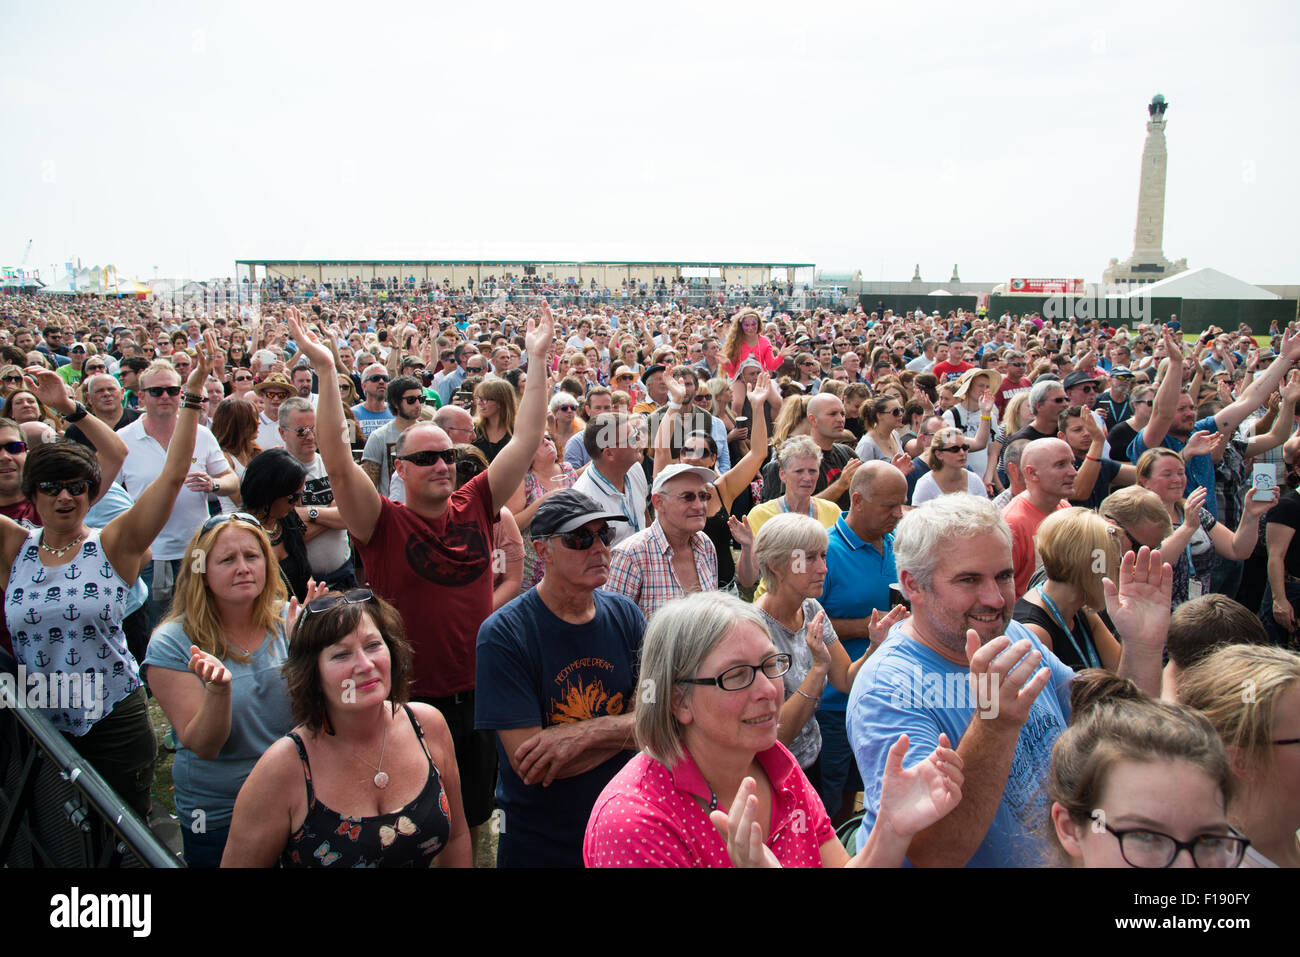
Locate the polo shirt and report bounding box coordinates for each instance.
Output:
[819,518,895,712]
[117,419,229,560]
[570,464,648,548]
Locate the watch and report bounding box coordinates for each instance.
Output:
[64,402,89,424]
[307,507,320,523]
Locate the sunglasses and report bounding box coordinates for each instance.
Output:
[555,404,577,413]
[885,407,904,416]
[303,588,374,617]
[400,395,423,405]
[290,426,315,437]
[144,386,182,398]
[551,523,616,550]
[201,511,262,533]
[83,365,107,374]
[397,448,456,467]
[937,444,969,453]
[0,440,26,454]
[2,375,23,385]
[661,489,712,503]
[262,391,291,401]
[365,375,390,384]
[37,479,88,497]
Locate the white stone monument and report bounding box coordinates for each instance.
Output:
[1103,94,1187,285]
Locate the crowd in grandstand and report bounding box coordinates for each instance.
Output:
[0,288,1296,869]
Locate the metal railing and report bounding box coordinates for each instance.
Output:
[0,664,180,868]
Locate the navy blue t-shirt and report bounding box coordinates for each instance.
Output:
[475,588,644,867]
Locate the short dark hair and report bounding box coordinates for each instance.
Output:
[386,375,423,415]
[22,438,101,502]
[120,356,150,376]
[584,411,628,460]
[282,592,413,734]
[1167,594,1268,670]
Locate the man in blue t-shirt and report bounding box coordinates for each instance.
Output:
[476,490,644,867]
[352,362,395,439]
[1128,326,1299,519]
[818,461,907,822]
[846,494,1168,867]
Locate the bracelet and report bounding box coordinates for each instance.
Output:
[980,415,992,421]
[182,392,204,404]
[1085,454,1101,462]
[794,688,820,702]
[180,401,205,411]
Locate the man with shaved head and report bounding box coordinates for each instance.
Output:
[1002,437,1076,597]
[817,459,910,821]
[762,391,858,509]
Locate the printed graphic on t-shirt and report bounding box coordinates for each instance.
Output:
[403,520,490,585]
[302,475,334,507]
[548,657,627,725]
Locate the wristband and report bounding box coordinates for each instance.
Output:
[1085,454,1101,462]
[182,392,205,404]
[980,415,992,421]
[667,400,682,411]
[63,402,89,423]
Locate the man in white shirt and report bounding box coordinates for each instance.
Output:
[570,412,648,547]
[118,361,235,627]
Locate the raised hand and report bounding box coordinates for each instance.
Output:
[285,578,328,639]
[890,450,913,476]
[964,629,1051,728]
[805,610,832,675]
[526,300,555,359]
[287,312,334,370]
[708,777,781,868]
[1181,485,1208,526]
[978,392,995,416]
[746,372,770,406]
[867,604,910,645]
[727,513,753,549]
[664,374,686,407]
[23,365,75,415]
[189,644,231,693]
[1180,429,1223,460]
[186,330,218,393]
[878,733,964,840]
[1242,483,1280,519]
[1102,546,1172,654]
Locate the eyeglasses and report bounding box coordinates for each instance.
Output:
[661,488,712,503]
[303,588,374,617]
[290,426,315,437]
[885,407,904,417]
[679,652,792,692]
[262,390,291,401]
[84,365,107,374]
[937,444,969,454]
[681,446,711,459]
[397,448,456,467]
[365,375,390,384]
[36,480,88,497]
[550,523,616,550]
[1103,517,1160,552]
[0,440,26,454]
[144,386,182,398]
[1073,385,1097,394]
[400,395,423,405]
[1102,823,1248,869]
[285,490,302,505]
[235,374,253,382]
[555,404,577,413]
[2,375,23,385]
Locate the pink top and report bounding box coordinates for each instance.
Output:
[583,742,834,868]
[723,337,783,378]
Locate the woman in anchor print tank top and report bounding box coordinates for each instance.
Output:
[0,342,220,818]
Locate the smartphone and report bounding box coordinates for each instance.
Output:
[1251,463,1278,501]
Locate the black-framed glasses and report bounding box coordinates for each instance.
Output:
[1272,737,1300,746]
[303,588,374,617]
[937,444,969,454]
[397,448,456,467]
[679,652,792,692]
[885,407,904,417]
[285,490,301,505]
[555,404,577,413]
[84,364,107,373]
[1,376,22,385]
[551,523,616,550]
[0,440,26,454]
[399,395,423,405]
[201,511,262,533]
[144,385,182,398]
[1074,385,1098,394]
[1103,518,1160,553]
[262,390,291,401]
[37,479,88,497]
[365,375,389,383]
[1102,823,1248,869]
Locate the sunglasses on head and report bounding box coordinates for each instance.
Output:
[144,385,182,398]
[551,523,616,550]
[37,479,88,497]
[397,448,456,467]
[201,511,263,534]
[303,588,374,617]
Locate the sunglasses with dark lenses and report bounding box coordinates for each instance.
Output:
[553,524,616,550]
[303,588,374,617]
[285,490,301,505]
[0,440,26,454]
[37,480,88,497]
[366,375,390,384]
[398,448,456,467]
[682,446,711,459]
[144,386,182,398]
[202,511,263,533]
[679,652,793,692]
[662,489,712,503]
[937,444,969,454]
[555,404,577,413]
[292,426,315,437]
[2,376,23,385]
[400,395,423,405]
[235,374,254,382]
[885,407,904,416]
[263,391,291,401]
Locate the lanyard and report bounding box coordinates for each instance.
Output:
[779,496,816,517]
[1036,586,1100,669]
[588,466,640,532]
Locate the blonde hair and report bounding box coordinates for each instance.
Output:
[163,518,287,663]
[1036,507,1118,610]
[772,395,812,445]
[1178,644,1300,778]
[753,512,828,587]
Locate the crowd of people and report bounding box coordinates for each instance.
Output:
[0,289,1296,869]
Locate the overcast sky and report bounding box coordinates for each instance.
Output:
[3,0,1297,285]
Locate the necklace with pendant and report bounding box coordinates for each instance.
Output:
[351,717,392,789]
[40,530,85,559]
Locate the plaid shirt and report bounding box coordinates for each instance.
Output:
[604,520,718,620]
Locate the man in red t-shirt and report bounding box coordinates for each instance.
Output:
[1002,438,1076,597]
[289,301,554,835]
[992,349,1032,414]
[930,340,973,385]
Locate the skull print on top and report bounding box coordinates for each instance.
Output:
[5,526,137,735]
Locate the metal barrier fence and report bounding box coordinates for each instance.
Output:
[0,660,180,868]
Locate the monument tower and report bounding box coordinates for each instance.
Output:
[1103,94,1187,284]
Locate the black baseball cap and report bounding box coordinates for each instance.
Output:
[531,489,628,540]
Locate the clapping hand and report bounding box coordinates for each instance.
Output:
[709,777,781,868]
[867,604,909,645]
[877,733,964,840]
[727,513,754,549]
[1181,430,1224,460]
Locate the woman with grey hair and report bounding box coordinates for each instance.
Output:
[753,513,907,792]
[583,592,962,867]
